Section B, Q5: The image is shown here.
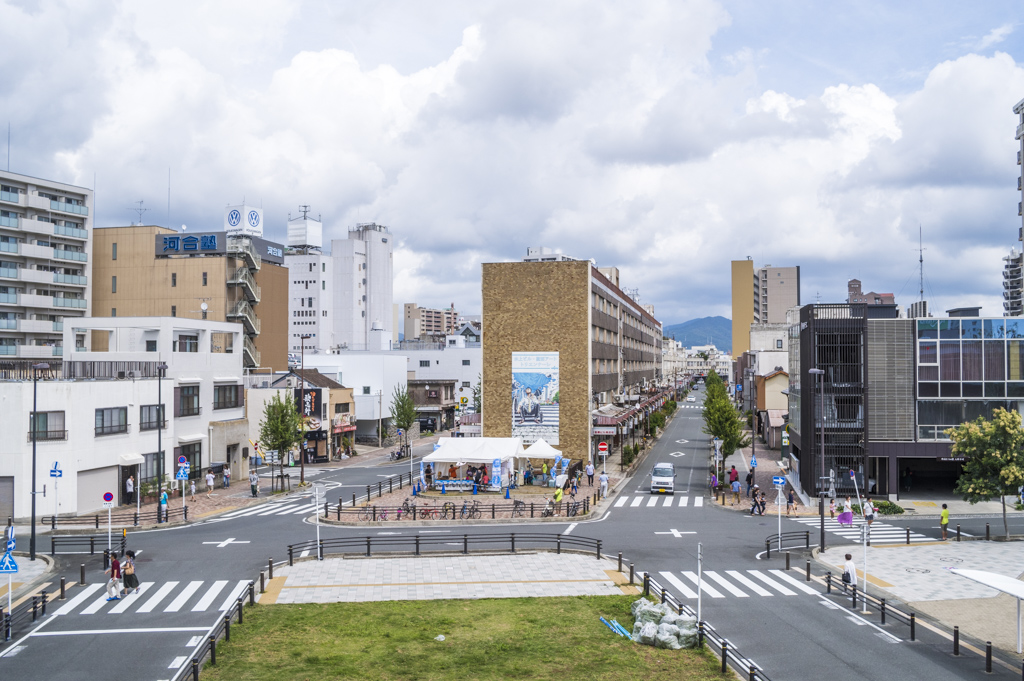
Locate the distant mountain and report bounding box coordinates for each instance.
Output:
[662,316,732,353]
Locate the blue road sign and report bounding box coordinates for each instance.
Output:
[5,538,13,552]
[50,468,62,478]
[750,455,758,468]
[176,468,190,480]
[0,552,18,574]
[772,475,786,486]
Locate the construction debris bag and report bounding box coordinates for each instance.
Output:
[635,621,659,646]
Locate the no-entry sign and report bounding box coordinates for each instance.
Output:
[598,442,608,453]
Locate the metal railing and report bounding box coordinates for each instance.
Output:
[25,429,68,442]
[227,238,261,271]
[227,300,260,335]
[242,335,260,367]
[287,532,603,565]
[322,497,591,522]
[169,581,256,680]
[43,505,187,530]
[764,531,810,558]
[228,266,261,303]
[49,533,128,557]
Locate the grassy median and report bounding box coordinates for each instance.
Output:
[201,595,723,680]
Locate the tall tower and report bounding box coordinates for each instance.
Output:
[332,223,393,350]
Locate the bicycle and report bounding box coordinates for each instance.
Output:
[442,502,456,519]
[460,500,482,520]
[420,506,439,520]
[378,508,390,521]
[540,500,555,518]
[401,498,416,515]
[357,506,372,522]
[566,501,580,518]
[511,500,526,518]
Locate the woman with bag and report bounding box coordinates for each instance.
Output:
[842,553,857,588]
[122,550,140,595]
[837,496,854,527]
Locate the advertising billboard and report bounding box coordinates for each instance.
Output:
[511,351,559,445]
[294,388,322,431]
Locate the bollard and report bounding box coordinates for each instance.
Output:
[238,596,244,624]
[463,534,468,555]
[531,503,534,518]
[785,552,790,571]
[378,481,382,498]
[629,563,635,585]
[910,613,916,641]
[661,587,666,604]
[209,635,216,665]
[643,572,650,597]
[986,642,992,673]
[389,478,393,494]
[749,664,757,681]
[224,613,231,641]
[352,493,356,508]
[953,626,959,656]
[337,503,341,521]
[806,560,811,582]
[826,571,832,594]
[880,598,886,624]
[260,571,265,593]
[366,537,371,557]
[618,552,623,573]
[492,503,495,519]
[103,549,109,570]
[415,536,420,556]
[511,534,515,553]
[40,591,47,616]
[597,540,602,560]
[851,585,857,609]
[268,558,274,580]
[698,620,705,648]
[906,527,910,545]
[191,659,199,680]
[80,564,86,586]
[133,512,138,527]
[324,501,329,518]
[986,523,990,541]
[373,507,377,522]
[366,485,371,502]
[765,540,771,560]
[721,641,728,674]
[60,577,65,600]
[956,524,961,542]
[557,536,561,554]
[249,581,255,606]
[31,596,37,621]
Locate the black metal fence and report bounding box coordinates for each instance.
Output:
[168,582,257,681]
[43,505,188,529]
[763,531,810,558]
[321,497,590,522]
[50,533,128,556]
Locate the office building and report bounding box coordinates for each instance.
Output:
[403,303,458,340]
[92,206,288,370]
[731,259,800,359]
[481,259,662,462]
[1003,247,1023,316]
[0,317,247,519]
[0,170,93,359]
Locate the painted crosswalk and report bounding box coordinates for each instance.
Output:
[791,517,933,544]
[652,569,819,600]
[219,502,318,519]
[614,495,705,509]
[52,579,251,617]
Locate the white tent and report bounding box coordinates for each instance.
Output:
[422,437,525,465]
[523,439,562,460]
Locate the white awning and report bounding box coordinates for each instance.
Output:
[951,568,1024,653]
[118,453,145,466]
[177,434,207,443]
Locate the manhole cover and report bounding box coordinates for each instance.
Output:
[936,556,962,563]
[906,567,930,574]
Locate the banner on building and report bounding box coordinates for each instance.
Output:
[511,351,559,445]
[294,388,322,430]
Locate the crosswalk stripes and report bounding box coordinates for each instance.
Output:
[791,517,932,544]
[220,502,318,519]
[614,495,705,509]
[53,580,252,617]
[652,569,820,600]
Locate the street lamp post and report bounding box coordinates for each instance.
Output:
[808,367,826,553]
[299,334,311,485]
[156,362,167,524]
[29,362,49,561]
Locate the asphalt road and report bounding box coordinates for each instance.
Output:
[2,392,1020,680]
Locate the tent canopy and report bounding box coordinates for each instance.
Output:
[422,437,524,465]
[523,438,562,460]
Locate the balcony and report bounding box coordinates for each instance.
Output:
[52,248,87,262]
[17,345,54,359]
[227,266,261,303]
[19,218,54,237]
[19,268,52,284]
[26,429,68,442]
[19,293,52,308]
[243,335,260,367]
[53,272,87,286]
[52,346,62,356]
[0,345,13,355]
[0,215,17,228]
[0,241,18,254]
[53,296,87,309]
[17,319,55,333]
[0,266,15,280]
[50,199,88,216]
[0,292,16,304]
[53,321,63,332]
[19,243,53,259]
[227,299,260,335]
[0,190,21,205]
[0,319,14,329]
[54,224,87,240]
[227,238,261,271]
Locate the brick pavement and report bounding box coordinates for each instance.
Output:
[260,553,628,604]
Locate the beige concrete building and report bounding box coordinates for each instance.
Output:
[482,259,661,464]
[403,303,458,340]
[92,225,288,370]
[732,259,799,366]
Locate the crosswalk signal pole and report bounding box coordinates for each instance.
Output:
[697,542,703,625]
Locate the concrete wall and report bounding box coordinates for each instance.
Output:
[254,262,288,371]
[482,260,591,462]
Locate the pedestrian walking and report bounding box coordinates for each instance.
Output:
[731,478,741,505]
[599,470,609,499]
[842,553,858,588]
[786,489,797,516]
[940,503,949,540]
[728,465,739,485]
[205,470,215,497]
[223,467,230,488]
[758,490,768,515]
[837,496,854,527]
[159,487,168,521]
[189,480,197,502]
[122,550,140,595]
[125,475,134,506]
[249,470,259,497]
[105,551,123,601]
[541,462,549,486]
[553,485,563,516]
[745,470,754,497]
[570,476,578,497]
[863,497,875,526]
[585,461,595,487]
[829,498,836,519]
[710,472,717,493]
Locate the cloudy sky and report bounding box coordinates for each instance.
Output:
[3,1,1024,325]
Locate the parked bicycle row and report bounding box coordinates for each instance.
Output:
[322,496,591,522]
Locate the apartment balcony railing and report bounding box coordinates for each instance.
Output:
[0,319,15,329]
[0,215,17,228]
[0,292,17,304]
[54,224,87,239]
[50,199,88,216]
[95,423,130,436]
[53,272,87,286]
[54,297,87,308]
[26,429,68,442]
[0,190,21,205]
[0,266,15,279]
[0,241,18,254]
[52,346,62,356]
[52,248,87,262]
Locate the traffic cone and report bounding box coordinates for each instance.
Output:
[504,486,510,500]
[473,483,478,495]
[441,482,446,494]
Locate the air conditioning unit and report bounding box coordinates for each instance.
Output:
[613,394,624,405]
[116,371,126,380]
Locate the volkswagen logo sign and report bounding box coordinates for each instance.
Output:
[228,209,241,226]
[248,210,260,228]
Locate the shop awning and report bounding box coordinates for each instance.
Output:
[119,453,145,466]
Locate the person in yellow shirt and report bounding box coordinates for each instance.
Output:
[553,486,563,516]
[940,503,949,540]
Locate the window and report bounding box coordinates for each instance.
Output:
[178,385,200,416]
[202,272,208,286]
[146,340,157,352]
[419,360,430,367]
[140,404,165,430]
[362,386,371,395]
[322,281,325,290]
[462,359,471,366]
[141,452,160,485]
[112,308,116,317]
[213,384,241,410]
[112,243,117,260]
[171,273,177,287]
[95,407,128,435]
[776,339,783,349]
[334,402,349,414]
[177,335,198,352]
[111,276,117,293]
[322,263,325,272]
[171,305,177,317]
[462,381,471,388]
[308,297,313,308]
[29,411,66,440]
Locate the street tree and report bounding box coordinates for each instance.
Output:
[389,385,418,453]
[701,371,750,458]
[948,407,1024,538]
[472,374,482,413]
[258,391,303,489]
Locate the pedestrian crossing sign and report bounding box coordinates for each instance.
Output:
[0,551,18,574]
[175,468,189,480]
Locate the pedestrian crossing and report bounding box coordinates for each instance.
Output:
[650,568,820,600]
[219,502,319,519]
[614,495,705,509]
[52,579,251,617]
[679,404,703,409]
[791,517,933,544]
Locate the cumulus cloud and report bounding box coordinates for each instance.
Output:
[977,23,1014,50]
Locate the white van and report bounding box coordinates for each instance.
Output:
[650,463,675,495]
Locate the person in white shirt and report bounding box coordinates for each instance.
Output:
[585,461,595,486]
[206,471,215,498]
[125,475,134,505]
[843,553,858,588]
[598,470,609,498]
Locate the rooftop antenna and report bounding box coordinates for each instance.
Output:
[133,200,149,226]
[299,204,311,219]
[918,224,926,303]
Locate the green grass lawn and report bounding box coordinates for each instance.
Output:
[201,596,724,680]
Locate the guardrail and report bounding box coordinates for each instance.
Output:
[50,533,127,556]
[320,497,591,522]
[42,505,188,529]
[0,584,53,642]
[286,532,603,565]
[764,531,810,558]
[169,582,257,681]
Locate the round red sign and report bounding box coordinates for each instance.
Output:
[598,442,608,452]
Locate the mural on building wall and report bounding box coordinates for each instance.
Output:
[511,351,559,445]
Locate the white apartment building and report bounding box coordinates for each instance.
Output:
[682,345,732,378]
[0,170,93,359]
[284,217,393,353]
[299,353,406,442]
[0,317,247,520]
